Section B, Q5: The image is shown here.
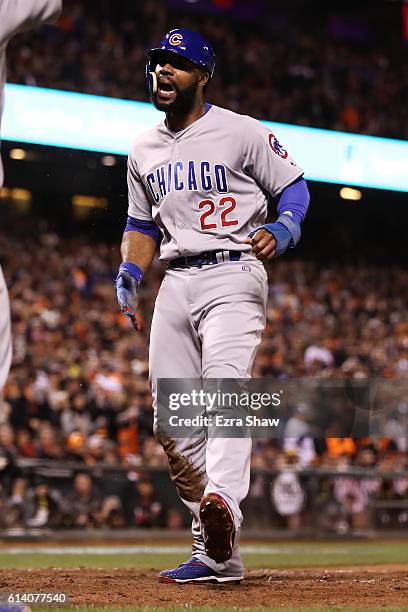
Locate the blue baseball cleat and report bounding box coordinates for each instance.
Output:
[158,556,243,583]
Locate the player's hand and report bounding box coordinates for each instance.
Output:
[244,229,276,260]
[115,270,141,331]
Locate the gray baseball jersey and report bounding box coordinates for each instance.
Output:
[128,104,303,260]
[0,0,62,391]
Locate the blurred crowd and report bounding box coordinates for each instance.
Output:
[0,459,180,530]
[0,227,407,531]
[6,0,408,139]
[2,442,408,533]
[1,229,407,464]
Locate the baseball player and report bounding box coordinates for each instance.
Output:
[0,0,62,394]
[116,28,310,583]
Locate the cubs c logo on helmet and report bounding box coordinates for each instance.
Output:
[169,32,183,46]
[268,133,288,159]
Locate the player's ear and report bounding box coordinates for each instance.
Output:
[198,69,210,89]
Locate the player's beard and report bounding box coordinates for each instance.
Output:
[152,80,199,114]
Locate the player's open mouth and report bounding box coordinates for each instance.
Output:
[158,80,176,99]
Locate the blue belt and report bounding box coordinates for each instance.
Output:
[168,250,242,269]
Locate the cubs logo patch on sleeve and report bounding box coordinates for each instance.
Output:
[268,133,288,159]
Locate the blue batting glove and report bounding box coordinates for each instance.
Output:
[115,263,143,330]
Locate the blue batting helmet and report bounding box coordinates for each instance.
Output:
[146,28,215,96]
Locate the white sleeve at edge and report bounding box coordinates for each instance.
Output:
[0,0,62,47]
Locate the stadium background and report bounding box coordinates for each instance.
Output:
[0,0,408,609]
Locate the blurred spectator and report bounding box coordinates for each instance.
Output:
[15,429,36,458]
[63,471,103,527]
[314,479,349,535]
[142,436,166,467]
[0,423,17,454]
[60,393,93,437]
[165,508,184,529]
[99,494,125,529]
[84,434,107,464]
[25,478,62,528]
[333,450,380,531]
[270,452,305,530]
[374,451,408,529]
[284,403,315,439]
[2,478,26,529]
[35,423,63,459]
[124,474,165,528]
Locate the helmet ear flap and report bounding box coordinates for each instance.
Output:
[145,58,158,96]
[150,70,158,95]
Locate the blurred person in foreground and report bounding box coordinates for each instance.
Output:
[0,0,62,394]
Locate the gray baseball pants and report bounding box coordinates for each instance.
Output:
[149,255,267,576]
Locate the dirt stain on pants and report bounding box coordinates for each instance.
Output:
[154,426,207,503]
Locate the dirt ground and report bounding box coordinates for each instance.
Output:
[1,565,408,608]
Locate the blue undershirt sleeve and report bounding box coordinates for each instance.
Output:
[277,176,310,227]
[124,216,161,243]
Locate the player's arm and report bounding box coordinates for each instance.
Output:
[116,152,160,330]
[121,223,157,273]
[245,177,310,260]
[242,118,310,260]
[0,0,62,47]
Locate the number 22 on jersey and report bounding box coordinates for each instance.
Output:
[199,196,238,230]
